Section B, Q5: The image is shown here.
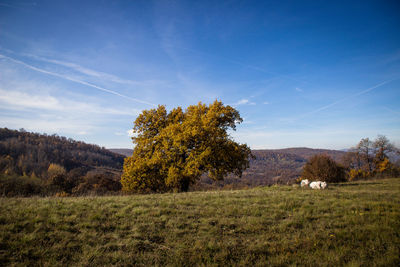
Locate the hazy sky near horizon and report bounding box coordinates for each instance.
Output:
[0,0,399,149]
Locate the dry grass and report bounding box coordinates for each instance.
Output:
[1,178,399,266]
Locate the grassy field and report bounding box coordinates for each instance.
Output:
[1,179,399,266]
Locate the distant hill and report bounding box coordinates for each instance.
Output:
[110,147,346,189]
[265,147,345,161]
[196,148,346,189]
[108,149,133,157]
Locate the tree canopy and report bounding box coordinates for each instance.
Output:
[121,100,252,192]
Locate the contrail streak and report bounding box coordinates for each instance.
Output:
[0,54,156,106]
[165,44,308,84]
[294,79,397,120]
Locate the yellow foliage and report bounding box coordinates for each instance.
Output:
[121,100,252,192]
[295,177,303,184]
[376,158,390,173]
[47,163,66,178]
[348,169,370,181]
[55,191,69,197]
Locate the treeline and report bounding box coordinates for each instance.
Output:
[299,136,400,184]
[341,135,400,180]
[0,128,124,196]
[1,127,398,196]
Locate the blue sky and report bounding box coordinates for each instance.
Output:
[0,0,399,149]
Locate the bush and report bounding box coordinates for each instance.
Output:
[348,169,370,181]
[55,191,70,197]
[47,163,66,179]
[347,158,400,181]
[0,174,45,197]
[301,154,346,183]
[72,170,121,195]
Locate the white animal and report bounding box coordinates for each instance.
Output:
[309,181,328,189]
[309,181,320,189]
[300,179,310,187]
[320,181,327,189]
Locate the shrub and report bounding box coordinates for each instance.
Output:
[55,191,70,197]
[348,169,370,181]
[47,163,66,179]
[72,170,121,195]
[301,154,346,183]
[374,158,400,178]
[0,174,45,197]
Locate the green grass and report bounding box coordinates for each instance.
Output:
[1,179,399,266]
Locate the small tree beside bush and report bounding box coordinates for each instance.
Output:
[342,135,399,180]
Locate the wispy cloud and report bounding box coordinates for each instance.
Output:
[295,87,303,92]
[0,88,139,116]
[127,129,137,137]
[231,98,256,106]
[15,52,165,88]
[0,83,140,137]
[383,106,400,116]
[380,50,400,66]
[164,44,309,84]
[0,54,156,106]
[290,79,398,121]
[231,127,385,150]
[0,115,97,136]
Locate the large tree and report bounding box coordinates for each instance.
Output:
[121,100,252,192]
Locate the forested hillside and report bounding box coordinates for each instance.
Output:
[0,128,124,196]
[0,128,124,177]
[268,147,345,161]
[109,148,133,157]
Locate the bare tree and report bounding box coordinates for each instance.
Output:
[357,138,373,172]
[341,150,362,170]
[373,135,394,162]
